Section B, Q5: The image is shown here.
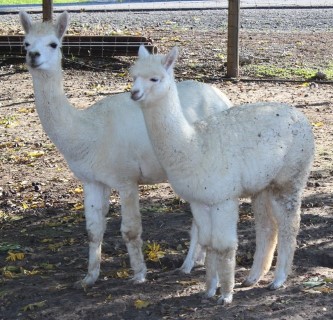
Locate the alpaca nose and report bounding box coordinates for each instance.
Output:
[130,89,143,101]
[29,51,40,60]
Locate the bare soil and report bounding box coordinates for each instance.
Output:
[0,8,333,320]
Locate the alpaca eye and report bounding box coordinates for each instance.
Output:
[150,78,159,83]
[24,42,30,48]
[49,42,57,49]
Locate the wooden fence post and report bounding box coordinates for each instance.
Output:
[227,0,240,78]
[43,0,53,22]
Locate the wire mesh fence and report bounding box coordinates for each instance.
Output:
[0,1,333,81]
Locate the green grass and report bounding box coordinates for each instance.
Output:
[247,62,333,80]
[0,0,88,5]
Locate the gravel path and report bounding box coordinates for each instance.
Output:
[0,7,332,31]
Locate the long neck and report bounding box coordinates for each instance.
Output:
[30,66,84,157]
[142,81,199,176]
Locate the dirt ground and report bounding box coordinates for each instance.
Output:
[1,8,333,320]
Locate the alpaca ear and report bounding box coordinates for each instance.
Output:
[162,46,178,73]
[55,11,69,39]
[138,45,150,58]
[19,11,32,34]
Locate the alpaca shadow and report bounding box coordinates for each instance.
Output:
[62,55,132,72]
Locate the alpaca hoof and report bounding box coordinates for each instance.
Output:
[130,271,146,284]
[130,276,146,284]
[217,293,233,305]
[179,261,194,274]
[268,280,285,290]
[74,273,98,289]
[74,279,92,290]
[242,278,257,287]
[73,280,84,290]
[203,286,217,299]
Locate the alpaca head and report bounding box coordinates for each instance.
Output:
[130,45,178,104]
[19,11,69,72]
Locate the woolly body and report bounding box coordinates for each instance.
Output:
[130,46,315,304]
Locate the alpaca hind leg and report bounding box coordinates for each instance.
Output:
[120,186,146,283]
[269,191,301,290]
[243,190,278,287]
[76,182,111,288]
[211,200,239,305]
[180,221,206,273]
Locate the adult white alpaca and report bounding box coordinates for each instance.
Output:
[130,45,315,304]
[19,12,232,287]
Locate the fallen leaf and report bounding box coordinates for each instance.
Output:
[40,263,55,270]
[41,238,53,243]
[145,242,165,262]
[22,202,29,210]
[312,122,324,127]
[73,202,84,211]
[116,269,129,279]
[18,108,34,114]
[178,280,199,286]
[0,242,21,253]
[74,187,83,194]
[105,294,112,301]
[303,276,326,287]
[134,299,150,309]
[6,251,25,262]
[22,300,46,312]
[314,286,332,293]
[20,267,39,276]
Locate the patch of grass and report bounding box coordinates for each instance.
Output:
[0,211,23,223]
[325,61,333,79]
[246,62,333,80]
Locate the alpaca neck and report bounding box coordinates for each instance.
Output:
[142,81,198,176]
[30,66,82,155]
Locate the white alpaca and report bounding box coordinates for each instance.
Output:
[130,45,315,304]
[19,12,232,287]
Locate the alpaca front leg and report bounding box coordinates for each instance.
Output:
[211,201,238,305]
[204,248,218,298]
[180,221,206,274]
[243,191,278,287]
[216,248,236,305]
[76,182,111,288]
[120,187,146,283]
[190,202,218,296]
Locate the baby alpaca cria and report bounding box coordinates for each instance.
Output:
[131,45,315,304]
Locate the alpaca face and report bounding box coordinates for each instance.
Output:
[130,45,178,105]
[130,62,169,104]
[19,11,69,72]
[23,33,62,71]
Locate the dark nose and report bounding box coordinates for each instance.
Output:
[130,90,142,101]
[29,51,40,60]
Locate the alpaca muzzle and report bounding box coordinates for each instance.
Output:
[130,89,143,101]
[28,51,41,68]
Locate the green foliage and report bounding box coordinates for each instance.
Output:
[247,62,333,80]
